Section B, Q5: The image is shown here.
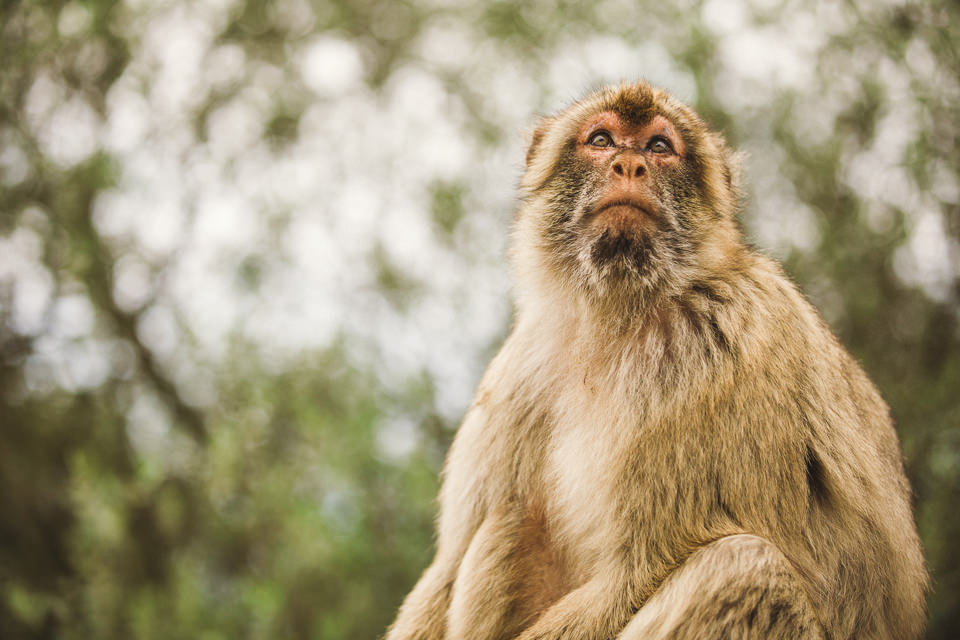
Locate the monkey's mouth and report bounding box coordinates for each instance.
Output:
[587,198,658,240]
[592,199,650,218]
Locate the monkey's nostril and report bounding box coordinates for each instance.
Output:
[634,166,644,177]
[613,164,624,176]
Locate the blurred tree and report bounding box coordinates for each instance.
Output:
[0,0,956,638]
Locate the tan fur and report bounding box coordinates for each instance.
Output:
[386,82,927,640]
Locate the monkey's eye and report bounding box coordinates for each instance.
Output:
[587,131,614,147]
[647,136,674,154]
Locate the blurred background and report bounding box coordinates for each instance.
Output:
[1,0,958,638]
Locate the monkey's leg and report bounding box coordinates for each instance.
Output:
[618,534,825,640]
[385,558,456,640]
[448,507,562,640]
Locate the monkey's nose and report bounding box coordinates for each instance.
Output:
[611,154,646,179]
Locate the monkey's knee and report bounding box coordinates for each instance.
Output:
[619,534,825,640]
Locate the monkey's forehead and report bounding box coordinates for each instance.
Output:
[521,82,717,193]
[597,87,660,126]
[563,82,699,131]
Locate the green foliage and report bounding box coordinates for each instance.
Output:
[1,0,958,638]
[428,179,467,240]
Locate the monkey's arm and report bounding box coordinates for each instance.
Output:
[385,486,478,640]
[386,406,492,640]
[516,535,824,640]
[618,534,824,639]
[385,558,455,640]
[512,560,636,640]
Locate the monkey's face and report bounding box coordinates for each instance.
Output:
[536,110,703,298]
[518,84,738,305]
[573,112,692,281]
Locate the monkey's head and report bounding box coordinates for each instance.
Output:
[514,82,742,315]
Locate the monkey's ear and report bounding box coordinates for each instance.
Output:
[525,122,549,168]
[723,148,746,196]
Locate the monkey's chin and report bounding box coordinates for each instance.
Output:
[585,207,657,274]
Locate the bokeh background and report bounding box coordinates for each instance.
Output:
[1,0,958,638]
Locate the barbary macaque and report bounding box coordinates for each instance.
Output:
[386,82,927,640]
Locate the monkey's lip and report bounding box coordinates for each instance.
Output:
[591,199,651,218]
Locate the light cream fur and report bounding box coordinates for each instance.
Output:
[386,82,927,640]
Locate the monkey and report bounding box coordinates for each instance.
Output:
[385,81,928,640]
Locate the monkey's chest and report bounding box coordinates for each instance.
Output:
[543,418,635,578]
